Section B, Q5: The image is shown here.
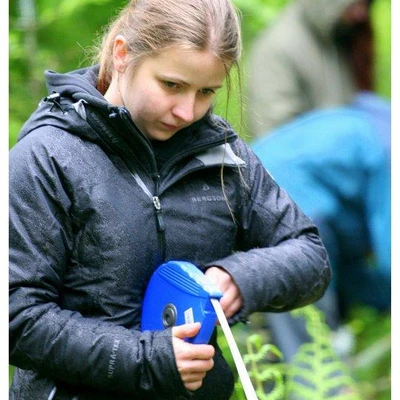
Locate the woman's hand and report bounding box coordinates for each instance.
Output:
[172,322,215,391]
[205,266,243,319]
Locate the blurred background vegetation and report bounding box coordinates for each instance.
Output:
[9,0,391,398]
[9,0,391,146]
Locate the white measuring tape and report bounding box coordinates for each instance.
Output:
[211,299,258,400]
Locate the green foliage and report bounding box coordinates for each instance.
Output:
[233,0,289,47]
[286,306,361,400]
[243,335,285,400]
[346,307,391,399]
[217,304,390,400]
[217,323,287,400]
[370,0,391,98]
[9,0,127,147]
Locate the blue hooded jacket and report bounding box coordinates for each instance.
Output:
[252,92,391,312]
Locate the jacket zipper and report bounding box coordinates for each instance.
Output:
[153,175,166,265]
[115,108,167,265]
[112,107,236,266]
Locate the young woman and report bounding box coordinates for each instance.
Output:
[9,0,331,399]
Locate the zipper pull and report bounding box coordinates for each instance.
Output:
[153,196,165,232]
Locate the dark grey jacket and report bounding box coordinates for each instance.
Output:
[9,66,331,400]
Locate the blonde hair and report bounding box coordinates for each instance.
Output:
[94,0,242,94]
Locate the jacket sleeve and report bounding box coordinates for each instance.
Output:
[8,135,188,398]
[209,141,332,318]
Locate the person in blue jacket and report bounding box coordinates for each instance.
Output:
[8,0,331,399]
[252,91,391,361]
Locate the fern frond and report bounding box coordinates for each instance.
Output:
[286,305,363,399]
[234,332,286,400]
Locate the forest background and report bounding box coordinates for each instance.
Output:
[8,0,393,399]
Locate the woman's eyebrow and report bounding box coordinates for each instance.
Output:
[159,74,223,89]
[159,74,188,85]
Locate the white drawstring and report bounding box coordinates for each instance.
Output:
[47,386,57,400]
[47,385,79,400]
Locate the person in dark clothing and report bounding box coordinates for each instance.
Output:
[9,1,331,399]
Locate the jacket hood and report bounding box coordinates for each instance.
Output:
[18,65,114,142]
[298,0,356,40]
[17,66,236,165]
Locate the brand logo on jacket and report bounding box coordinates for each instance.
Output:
[190,182,225,203]
[191,195,225,203]
[107,338,121,379]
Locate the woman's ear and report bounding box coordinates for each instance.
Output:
[112,35,129,73]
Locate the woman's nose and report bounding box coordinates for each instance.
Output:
[172,94,196,123]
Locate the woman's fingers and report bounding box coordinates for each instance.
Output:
[178,359,213,391]
[172,322,201,340]
[206,267,243,317]
[172,323,215,391]
[221,292,243,318]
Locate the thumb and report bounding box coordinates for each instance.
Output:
[172,322,201,339]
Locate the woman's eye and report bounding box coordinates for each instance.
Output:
[200,88,216,95]
[163,81,179,90]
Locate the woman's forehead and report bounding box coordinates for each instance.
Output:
[141,45,227,87]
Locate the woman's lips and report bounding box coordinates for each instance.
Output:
[162,122,179,131]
